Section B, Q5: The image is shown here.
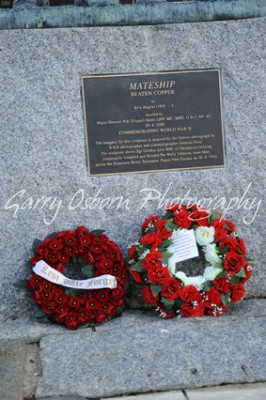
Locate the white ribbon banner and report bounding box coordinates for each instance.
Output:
[33,260,117,290]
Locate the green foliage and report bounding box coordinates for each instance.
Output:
[90,229,105,235]
[150,284,162,297]
[130,260,143,272]
[221,292,230,307]
[81,265,94,278]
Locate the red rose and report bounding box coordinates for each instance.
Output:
[68,297,84,309]
[56,253,70,264]
[64,232,78,246]
[77,308,89,323]
[95,289,109,304]
[147,265,170,284]
[223,251,246,274]
[223,219,236,232]
[34,245,44,255]
[29,255,42,266]
[189,209,209,226]
[142,251,164,269]
[109,285,126,306]
[140,231,158,246]
[174,209,192,229]
[180,302,205,317]
[141,286,158,305]
[128,245,136,260]
[219,236,238,252]
[76,226,89,239]
[161,278,180,300]
[179,285,202,303]
[230,284,245,302]
[65,311,79,330]
[55,304,70,322]
[48,239,64,252]
[156,219,172,241]
[212,277,230,293]
[129,269,144,285]
[42,302,56,315]
[26,275,43,290]
[79,233,92,248]
[237,238,246,255]
[44,249,61,264]
[211,220,227,242]
[141,215,160,231]
[203,288,221,308]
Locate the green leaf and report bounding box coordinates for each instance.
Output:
[229,275,240,284]
[23,262,33,274]
[210,209,220,221]
[216,270,228,279]
[164,219,177,233]
[90,229,105,235]
[236,268,246,278]
[24,293,36,304]
[32,238,43,252]
[81,265,94,278]
[221,292,231,307]
[159,252,172,265]
[136,245,149,258]
[130,260,143,272]
[224,223,232,231]
[161,297,175,310]
[163,211,174,219]
[202,281,212,291]
[32,307,47,319]
[47,232,58,239]
[218,246,229,255]
[245,258,253,263]
[13,280,27,290]
[150,284,162,297]
[65,288,76,297]
[174,297,183,309]
[158,239,172,251]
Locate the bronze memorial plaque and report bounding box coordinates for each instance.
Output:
[81,69,225,176]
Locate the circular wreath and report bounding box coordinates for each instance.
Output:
[23,226,127,329]
[128,204,252,319]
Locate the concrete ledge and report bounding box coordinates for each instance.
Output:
[0,0,266,29]
[34,300,266,398]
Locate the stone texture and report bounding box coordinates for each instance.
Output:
[187,383,266,400]
[0,18,266,321]
[23,343,42,399]
[35,302,266,398]
[0,1,266,30]
[108,391,186,400]
[0,339,26,400]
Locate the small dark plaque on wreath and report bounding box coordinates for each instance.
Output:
[81,69,225,176]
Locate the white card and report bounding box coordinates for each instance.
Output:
[168,230,199,274]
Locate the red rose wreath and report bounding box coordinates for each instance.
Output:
[16,226,127,329]
[128,204,252,319]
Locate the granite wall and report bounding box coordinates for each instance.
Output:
[0,17,265,320]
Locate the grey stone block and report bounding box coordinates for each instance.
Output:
[0,340,25,400]
[187,383,266,400]
[108,391,186,400]
[0,18,266,321]
[35,302,266,398]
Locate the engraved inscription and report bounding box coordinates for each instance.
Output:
[82,70,225,175]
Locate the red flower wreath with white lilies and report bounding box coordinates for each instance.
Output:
[128,204,252,319]
[17,226,127,329]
